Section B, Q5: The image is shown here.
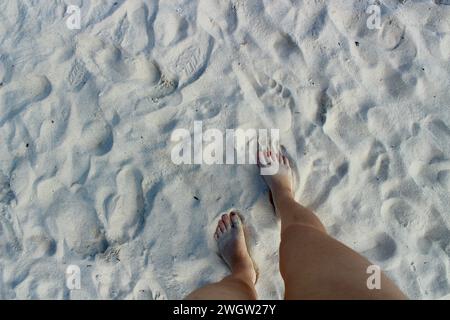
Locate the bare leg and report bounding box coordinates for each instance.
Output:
[186,212,257,300]
[258,149,407,300]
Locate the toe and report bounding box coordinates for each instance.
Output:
[230,212,241,228]
[281,88,291,98]
[270,150,277,162]
[222,214,231,230]
[257,151,265,166]
[216,226,222,236]
[269,79,277,88]
[259,151,270,166]
[219,221,226,233]
[275,84,282,93]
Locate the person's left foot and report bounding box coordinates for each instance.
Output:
[214,212,257,284]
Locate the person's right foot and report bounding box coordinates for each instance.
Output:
[258,149,293,198]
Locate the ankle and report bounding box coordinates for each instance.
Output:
[272,188,294,203]
[231,258,254,273]
[232,264,257,285]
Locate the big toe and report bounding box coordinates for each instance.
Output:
[230,212,241,228]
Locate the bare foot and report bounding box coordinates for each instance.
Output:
[258,149,293,198]
[214,212,257,284]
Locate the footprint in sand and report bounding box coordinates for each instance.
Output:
[0,171,21,259]
[361,139,391,182]
[422,6,450,61]
[264,0,326,42]
[76,35,178,96]
[408,117,450,220]
[107,167,145,244]
[381,197,419,230]
[132,269,166,300]
[379,17,417,70]
[153,5,213,89]
[367,105,416,146]
[68,59,89,92]
[0,171,15,206]
[327,1,370,39]
[107,74,177,118]
[379,18,405,51]
[324,102,372,152]
[76,36,178,118]
[154,5,188,47]
[87,0,155,55]
[0,75,51,126]
[197,0,237,41]
[179,96,224,122]
[414,121,450,190]
[361,140,387,169]
[58,145,91,187]
[362,232,397,263]
[272,31,303,61]
[259,78,294,132]
[0,55,13,84]
[145,66,179,100]
[120,0,153,55]
[78,119,114,157]
[299,155,348,210]
[417,208,450,258]
[75,36,129,83]
[62,60,115,186]
[66,63,115,158]
[24,228,56,259]
[45,188,107,258]
[410,158,450,193]
[236,67,294,133]
[425,117,450,155]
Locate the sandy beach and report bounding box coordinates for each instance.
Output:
[0,0,450,299]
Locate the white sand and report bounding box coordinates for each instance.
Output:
[0,0,450,300]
